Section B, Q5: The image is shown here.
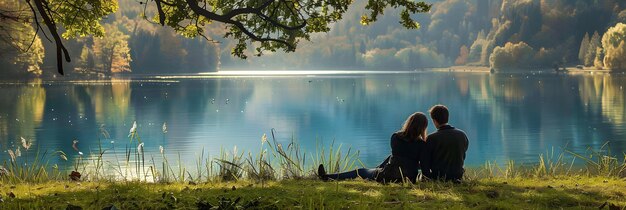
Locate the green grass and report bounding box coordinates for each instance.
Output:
[0,176,624,209]
[1,127,626,208]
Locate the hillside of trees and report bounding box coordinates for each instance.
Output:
[226,0,626,71]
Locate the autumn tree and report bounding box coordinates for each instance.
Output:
[578,33,589,63]
[618,10,626,23]
[92,24,132,73]
[489,42,535,71]
[602,23,626,71]
[455,45,469,65]
[0,0,44,77]
[594,47,604,68]
[585,31,601,66]
[75,44,93,73]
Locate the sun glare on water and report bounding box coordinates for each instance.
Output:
[208,70,416,75]
[152,70,420,79]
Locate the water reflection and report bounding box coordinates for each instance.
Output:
[0,79,46,145]
[1,72,625,168]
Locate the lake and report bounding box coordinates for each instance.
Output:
[1,71,625,168]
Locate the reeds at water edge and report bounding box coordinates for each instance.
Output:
[1,123,625,184]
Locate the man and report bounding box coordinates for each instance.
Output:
[421,105,469,182]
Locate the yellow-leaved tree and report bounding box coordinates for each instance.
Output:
[602,23,626,71]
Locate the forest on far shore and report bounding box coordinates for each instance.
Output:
[2,0,626,78]
[228,0,626,72]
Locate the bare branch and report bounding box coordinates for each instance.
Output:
[26,0,51,43]
[32,0,71,75]
[0,11,20,21]
[155,0,166,25]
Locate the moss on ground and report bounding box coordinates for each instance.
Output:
[0,176,624,209]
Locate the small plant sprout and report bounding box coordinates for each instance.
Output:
[54,151,68,161]
[162,122,167,134]
[138,143,145,154]
[99,124,111,139]
[8,150,16,162]
[72,139,83,155]
[20,137,32,150]
[129,121,137,137]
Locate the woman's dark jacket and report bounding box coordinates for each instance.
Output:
[376,133,424,183]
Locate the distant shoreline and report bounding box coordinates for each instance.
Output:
[428,65,619,74]
[1,67,622,82]
[428,66,491,73]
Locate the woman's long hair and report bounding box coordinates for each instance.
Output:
[397,112,428,141]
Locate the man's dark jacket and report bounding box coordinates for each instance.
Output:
[421,124,469,181]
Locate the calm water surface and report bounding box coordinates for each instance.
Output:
[1,71,626,167]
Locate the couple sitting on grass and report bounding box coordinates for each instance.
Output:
[318,105,469,183]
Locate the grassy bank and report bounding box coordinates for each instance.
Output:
[1,128,625,208]
[1,176,625,209]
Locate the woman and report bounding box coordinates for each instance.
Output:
[317,112,428,183]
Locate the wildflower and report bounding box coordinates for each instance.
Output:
[8,150,16,162]
[60,154,68,161]
[21,137,32,150]
[261,134,267,144]
[100,124,111,139]
[137,142,144,153]
[162,122,167,134]
[0,166,7,177]
[72,139,83,155]
[15,147,21,157]
[55,150,68,161]
[72,139,79,152]
[159,145,164,154]
[128,121,137,137]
